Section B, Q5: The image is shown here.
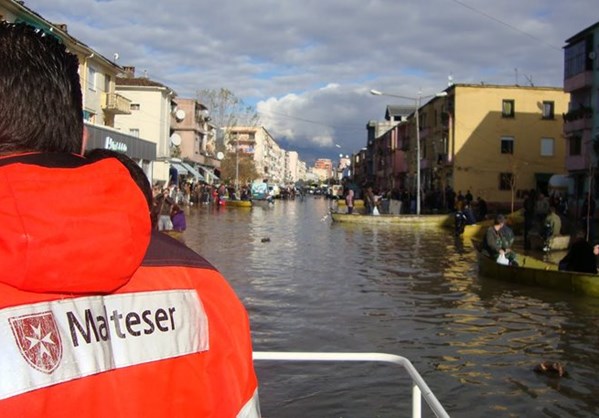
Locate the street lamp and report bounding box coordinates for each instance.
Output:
[370,89,447,215]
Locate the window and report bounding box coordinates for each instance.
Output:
[87,66,97,91]
[542,101,555,119]
[564,38,592,78]
[83,111,95,123]
[104,75,111,95]
[130,103,140,111]
[501,136,514,154]
[129,128,139,137]
[569,135,582,156]
[499,173,513,190]
[540,138,554,156]
[502,100,515,118]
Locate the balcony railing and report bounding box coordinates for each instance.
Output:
[563,106,593,133]
[102,93,131,115]
[564,70,593,93]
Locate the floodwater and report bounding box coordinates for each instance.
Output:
[183,197,599,418]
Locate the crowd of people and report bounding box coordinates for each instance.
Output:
[344,181,599,274]
[343,184,488,220]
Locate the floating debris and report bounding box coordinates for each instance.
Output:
[534,361,567,377]
[261,237,271,243]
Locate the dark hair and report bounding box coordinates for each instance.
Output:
[494,214,506,225]
[85,149,153,211]
[0,22,83,154]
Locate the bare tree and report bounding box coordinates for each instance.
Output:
[219,151,259,186]
[196,88,260,152]
[501,155,526,214]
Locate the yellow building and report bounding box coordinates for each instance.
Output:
[418,84,569,208]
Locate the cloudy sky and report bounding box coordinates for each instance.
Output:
[23,0,598,164]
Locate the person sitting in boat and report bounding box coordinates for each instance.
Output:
[558,232,599,274]
[483,214,517,266]
[240,186,250,201]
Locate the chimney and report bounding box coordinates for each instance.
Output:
[123,66,136,78]
[55,23,68,32]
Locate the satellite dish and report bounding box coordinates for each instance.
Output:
[170,133,182,146]
[216,151,224,160]
[175,109,186,121]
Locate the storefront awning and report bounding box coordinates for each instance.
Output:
[198,165,220,182]
[170,162,188,175]
[180,162,205,181]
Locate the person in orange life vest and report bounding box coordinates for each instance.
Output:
[0,22,259,417]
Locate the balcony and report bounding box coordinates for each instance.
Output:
[102,93,131,115]
[563,106,593,134]
[564,70,593,93]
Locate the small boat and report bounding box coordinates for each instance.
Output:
[331,212,452,226]
[460,221,491,238]
[223,199,252,208]
[475,245,599,297]
[455,210,524,238]
[529,233,570,251]
[336,199,365,208]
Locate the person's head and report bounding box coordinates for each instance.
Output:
[493,214,506,229]
[0,22,83,155]
[594,244,599,256]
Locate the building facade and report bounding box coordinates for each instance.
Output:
[114,67,177,184]
[225,126,287,183]
[363,84,569,208]
[563,21,599,207]
[169,98,220,184]
[436,84,568,206]
[1,1,158,178]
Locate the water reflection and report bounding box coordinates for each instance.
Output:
[183,198,599,417]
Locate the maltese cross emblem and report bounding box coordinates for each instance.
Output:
[9,311,63,374]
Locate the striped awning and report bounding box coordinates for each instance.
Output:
[180,162,205,181]
[170,162,188,175]
[198,165,220,182]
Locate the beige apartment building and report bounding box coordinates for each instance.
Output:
[1,0,157,178]
[225,126,285,183]
[114,67,177,184]
[0,1,131,127]
[411,84,569,207]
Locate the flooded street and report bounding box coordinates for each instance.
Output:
[184,197,599,417]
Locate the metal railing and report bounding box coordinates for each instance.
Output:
[253,351,450,418]
[102,92,132,114]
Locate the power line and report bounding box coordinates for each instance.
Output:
[447,0,562,51]
[257,109,368,133]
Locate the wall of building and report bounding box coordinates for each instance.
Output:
[451,85,568,203]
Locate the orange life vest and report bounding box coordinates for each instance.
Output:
[0,153,259,417]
